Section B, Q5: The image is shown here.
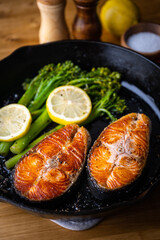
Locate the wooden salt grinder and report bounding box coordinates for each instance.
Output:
[37,0,69,43]
[72,0,102,40]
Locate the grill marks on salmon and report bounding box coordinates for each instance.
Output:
[88,113,150,191]
[14,124,90,201]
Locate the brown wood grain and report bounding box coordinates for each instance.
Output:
[72,0,102,40]
[0,0,160,239]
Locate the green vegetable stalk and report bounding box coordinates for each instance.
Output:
[0,142,13,157]
[84,90,126,124]
[19,63,55,106]
[10,109,52,154]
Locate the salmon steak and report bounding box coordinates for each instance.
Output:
[87,113,151,199]
[13,124,90,201]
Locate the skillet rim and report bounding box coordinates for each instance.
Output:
[0,39,160,70]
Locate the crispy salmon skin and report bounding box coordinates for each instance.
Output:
[88,113,151,196]
[13,124,90,201]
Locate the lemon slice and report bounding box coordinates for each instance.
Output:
[46,86,92,125]
[0,104,32,142]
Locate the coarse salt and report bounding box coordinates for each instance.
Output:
[127,32,160,53]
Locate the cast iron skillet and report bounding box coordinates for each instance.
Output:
[0,40,160,220]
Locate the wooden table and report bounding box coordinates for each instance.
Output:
[0,0,160,239]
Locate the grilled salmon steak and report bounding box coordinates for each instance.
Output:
[14,124,90,201]
[88,113,150,198]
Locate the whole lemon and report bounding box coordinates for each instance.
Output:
[100,0,139,37]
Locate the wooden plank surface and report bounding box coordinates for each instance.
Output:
[0,0,160,239]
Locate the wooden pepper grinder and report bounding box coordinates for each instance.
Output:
[37,0,70,43]
[72,0,102,40]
